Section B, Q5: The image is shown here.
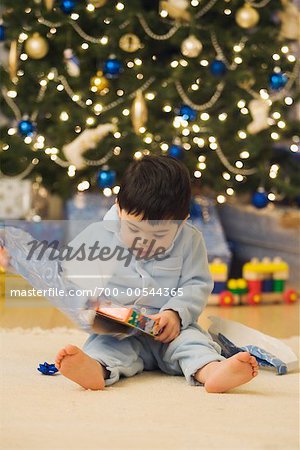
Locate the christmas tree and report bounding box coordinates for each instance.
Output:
[0,0,299,204]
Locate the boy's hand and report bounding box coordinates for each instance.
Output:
[151,310,181,344]
[0,247,10,269]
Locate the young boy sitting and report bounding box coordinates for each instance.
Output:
[0,155,258,392]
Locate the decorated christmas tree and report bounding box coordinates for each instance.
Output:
[0,0,299,206]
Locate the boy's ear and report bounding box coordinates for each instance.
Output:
[115,200,121,217]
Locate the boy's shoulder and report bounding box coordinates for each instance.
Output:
[181,220,203,240]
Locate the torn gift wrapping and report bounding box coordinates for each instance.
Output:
[209,316,298,375]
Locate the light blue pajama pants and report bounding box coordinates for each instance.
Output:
[82,323,225,386]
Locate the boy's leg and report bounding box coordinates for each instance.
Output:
[55,344,108,390]
[155,324,258,393]
[56,333,145,389]
[83,333,145,386]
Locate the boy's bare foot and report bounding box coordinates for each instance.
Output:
[55,344,106,390]
[195,352,259,393]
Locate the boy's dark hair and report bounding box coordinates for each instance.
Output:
[117,155,191,220]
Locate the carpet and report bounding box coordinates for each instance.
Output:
[0,328,299,450]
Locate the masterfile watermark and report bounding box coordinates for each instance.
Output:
[25,236,170,267]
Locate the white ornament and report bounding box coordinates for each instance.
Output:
[181,35,203,58]
[64,48,80,77]
[247,99,271,134]
[160,0,191,21]
[278,0,300,41]
[63,123,116,169]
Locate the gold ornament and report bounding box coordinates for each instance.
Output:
[181,35,203,58]
[89,0,107,7]
[44,0,55,11]
[131,90,148,134]
[25,33,49,59]
[235,3,260,29]
[9,40,18,81]
[119,34,141,53]
[90,71,109,94]
[160,0,191,22]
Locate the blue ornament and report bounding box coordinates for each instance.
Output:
[190,199,202,219]
[18,119,35,137]
[178,105,197,121]
[168,144,184,160]
[252,189,269,209]
[0,25,5,42]
[37,362,59,375]
[60,0,76,14]
[97,168,116,188]
[269,72,288,91]
[103,58,123,79]
[210,59,227,76]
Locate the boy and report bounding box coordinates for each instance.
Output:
[0,156,258,392]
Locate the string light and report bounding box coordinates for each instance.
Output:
[194,171,202,178]
[20,53,28,61]
[238,130,247,139]
[87,3,95,12]
[218,113,227,121]
[116,2,125,11]
[7,90,17,98]
[235,174,244,182]
[103,188,112,197]
[160,9,168,18]
[100,36,108,45]
[200,60,209,66]
[163,105,172,112]
[237,100,246,108]
[240,151,250,159]
[287,55,296,62]
[200,113,210,121]
[226,188,234,195]
[290,144,298,152]
[113,186,120,194]
[145,92,155,100]
[284,97,293,105]
[234,57,243,64]
[134,151,143,159]
[78,181,90,191]
[217,195,226,203]
[60,111,69,121]
[281,46,289,54]
[71,13,79,20]
[272,54,280,61]
[160,143,169,151]
[277,120,286,129]
[223,172,231,180]
[86,117,95,125]
[170,60,179,68]
[268,193,276,201]
[198,155,206,162]
[81,43,89,50]
[114,131,121,138]
[271,132,279,140]
[57,84,64,91]
[68,165,76,177]
[122,108,130,116]
[269,164,279,179]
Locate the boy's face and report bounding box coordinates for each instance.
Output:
[116,202,188,259]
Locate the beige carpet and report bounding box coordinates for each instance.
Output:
[0,328,299,450]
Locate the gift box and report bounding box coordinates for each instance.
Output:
[189,196,232,265]
[218,202,300,289]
